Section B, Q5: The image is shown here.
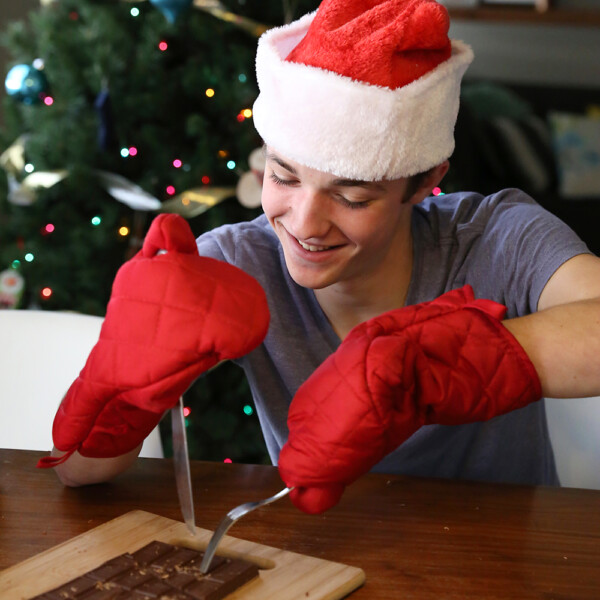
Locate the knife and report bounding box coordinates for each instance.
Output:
[171,396,197,536]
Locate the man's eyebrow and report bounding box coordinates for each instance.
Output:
[331,178,386,192]
[265,152,298,175]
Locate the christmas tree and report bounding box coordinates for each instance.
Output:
[0,0,319,464]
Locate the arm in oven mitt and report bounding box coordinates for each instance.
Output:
[278,285,541,514]
[37,213,269,468]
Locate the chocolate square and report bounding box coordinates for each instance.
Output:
[131,541,174,566]
[87,556,136,582]
[149,547,200,572]
[42,575,97,598]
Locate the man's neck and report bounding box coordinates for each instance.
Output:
[314,237,414,341]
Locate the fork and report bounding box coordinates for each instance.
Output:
[199,486,293,574]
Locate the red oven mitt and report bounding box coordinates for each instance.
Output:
[37,214,269,468]
[278,286,542,514]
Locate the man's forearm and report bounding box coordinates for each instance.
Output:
[51,444,142,487]
[503,297,600,399]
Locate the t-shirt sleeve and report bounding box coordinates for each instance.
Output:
[467,189,591,316]
[194,215,283,293]
[196,227,229,262]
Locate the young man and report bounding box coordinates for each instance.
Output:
[47,0,600,513]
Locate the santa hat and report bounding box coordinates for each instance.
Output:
[252,0,474,181]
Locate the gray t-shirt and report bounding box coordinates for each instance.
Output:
[196,189,590,485]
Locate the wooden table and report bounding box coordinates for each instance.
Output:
[1,449,599,599]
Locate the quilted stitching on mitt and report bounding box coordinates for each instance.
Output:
[279,285,542,514]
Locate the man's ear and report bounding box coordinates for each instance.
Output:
[406,160,450,205]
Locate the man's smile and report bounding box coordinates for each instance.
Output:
[296,238,333,252]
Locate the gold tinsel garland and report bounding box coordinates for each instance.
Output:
[0,136,236,217]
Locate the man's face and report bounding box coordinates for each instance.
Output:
[261,148,414,291]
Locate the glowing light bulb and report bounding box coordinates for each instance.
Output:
[129,146,138,156]
[44,96,54,106]
[223,458,233,464]
[159,41,168,51]
[24,253,34,262]
[130,7,140,17]
[120,147,130,158]
[173,159,182,168]
[242,109,252,118]
[91,216,102,226]
[243,405,253,416]
[201,175,210,185]
[24,164,34,173]
[205,88,215,98]
[236,114,245,123]
[118,226,130,237]
[226,161,236,170]
[238,74,247,83]
[183,406,191,417]
[166,185,176,196]
[41,287,52,299]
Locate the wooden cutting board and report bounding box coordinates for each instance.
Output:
[0,510,365,600]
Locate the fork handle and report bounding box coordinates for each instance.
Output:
[199,487,293,574]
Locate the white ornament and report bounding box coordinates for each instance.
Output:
[236,148,265,209]
[0,269,25,309]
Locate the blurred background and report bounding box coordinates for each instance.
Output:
[0,0,598,464]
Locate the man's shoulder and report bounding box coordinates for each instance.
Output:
[415,188,541,236]
[196,214,287,289]
[197,214,278,258]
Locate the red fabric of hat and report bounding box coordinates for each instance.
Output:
[286,0,452,89]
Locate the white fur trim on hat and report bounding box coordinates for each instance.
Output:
[252,11,474,181]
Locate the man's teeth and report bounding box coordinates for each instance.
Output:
[297,239,331,252]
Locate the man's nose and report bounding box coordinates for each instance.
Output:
[290,189,330,240]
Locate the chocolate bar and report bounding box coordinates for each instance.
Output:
[30,540,259,600]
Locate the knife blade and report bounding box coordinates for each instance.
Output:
[171,396,197,536]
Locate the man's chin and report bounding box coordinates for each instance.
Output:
[285,265,334,291]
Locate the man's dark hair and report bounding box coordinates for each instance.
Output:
[403,167,436,203]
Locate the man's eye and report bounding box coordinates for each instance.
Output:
[335,194,370,209]
[269,172,295,186]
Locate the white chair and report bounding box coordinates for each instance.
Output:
[0,309,163,458]
[546,397,600,490]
